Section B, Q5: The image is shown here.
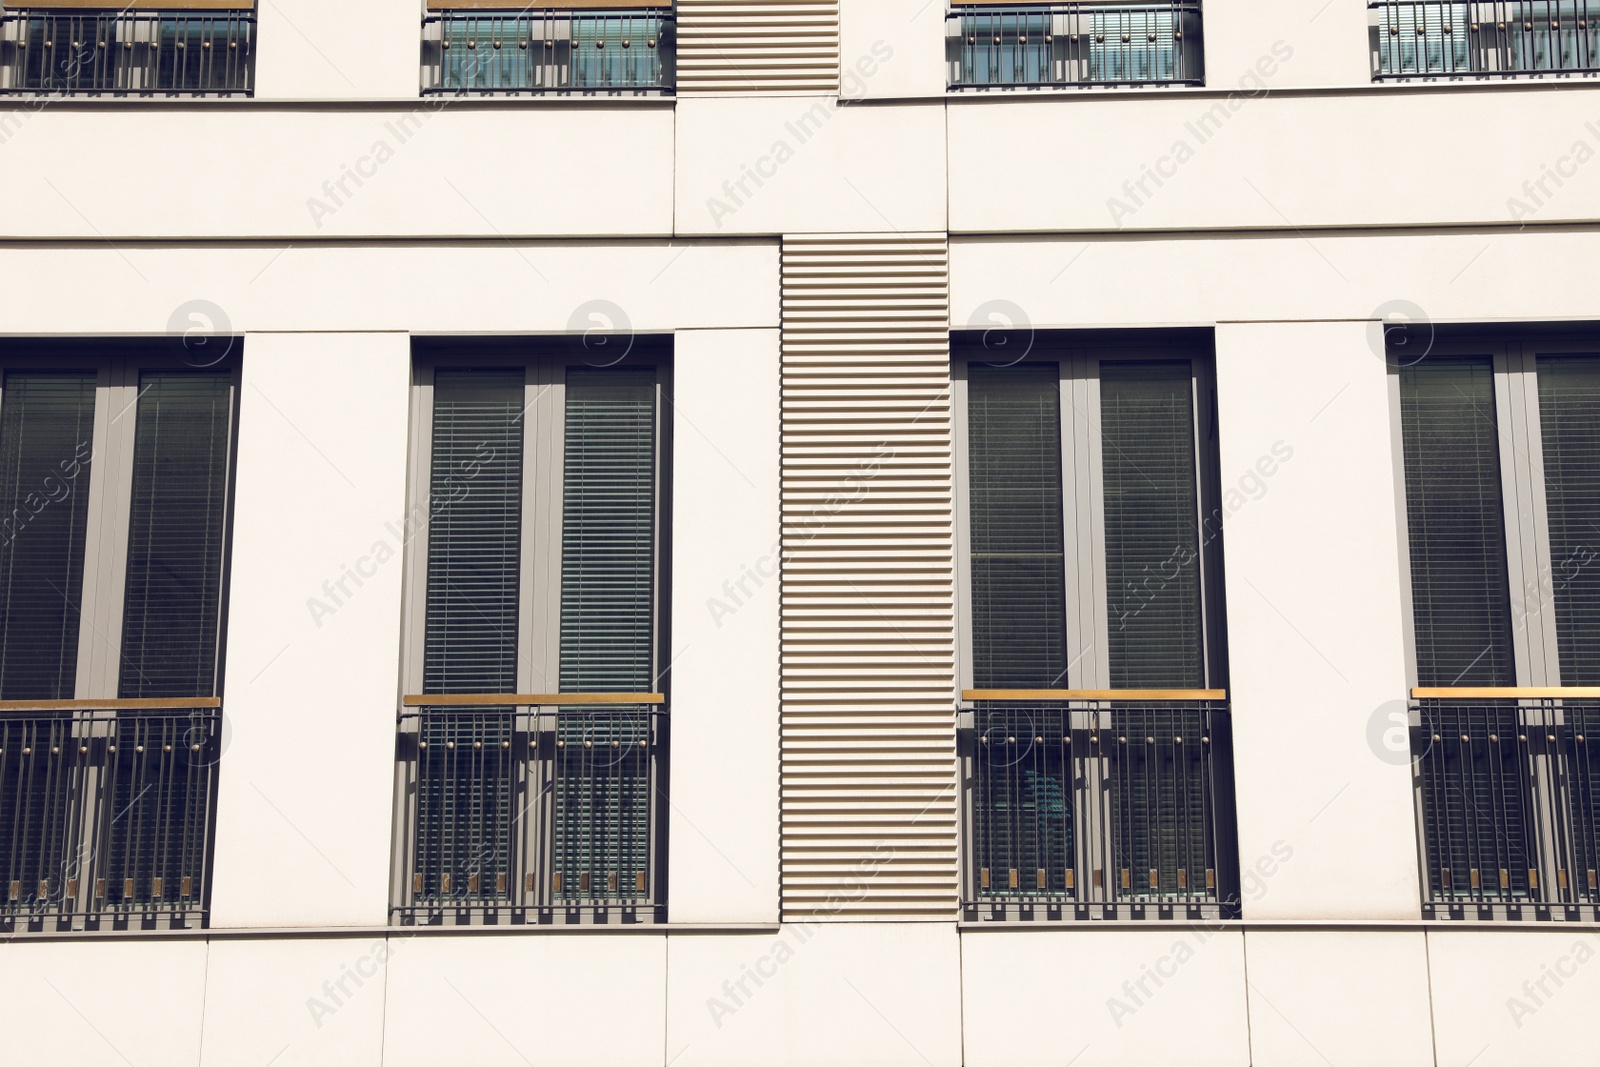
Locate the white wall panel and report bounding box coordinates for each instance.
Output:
[1215,322,1418,919]
[839,0,945,99]
[962,928,1250,1067]
[668,328,782,923]
[1244,930,1434,1066]
[1202,0,1372,90]
[209,332,411,928]
[254,0,419,99]
[1429,929,1600,1067]
[0,940,206,1067]
[666,923,961,1067]
[676,98,946,235]
[950,229,1600,327]
[200,937,388,1067]
[949,88,1600,233]
[0,106,673,239]
[382,933,667,1067]
[0,242,778,335]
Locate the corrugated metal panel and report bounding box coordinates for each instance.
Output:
[677,1,838,94]
[780,233,957,920]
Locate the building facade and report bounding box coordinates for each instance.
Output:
[1,0,1598,1064]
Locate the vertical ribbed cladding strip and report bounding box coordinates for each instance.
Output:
[676,1,840,94]
[780,234,957,921]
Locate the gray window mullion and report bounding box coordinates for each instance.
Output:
[951,363,975,694]
[521,359,562,697]
[400,364,437,698]
[1495,344,1560,688]
[1188,357,1226,691]
[1063,355,1109,692]
[76,360,137,701]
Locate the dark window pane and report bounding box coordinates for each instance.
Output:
[967,364,1068,689]
[1399,360,1515,687]
[423,369,525,696]
[1101,362,1203,689]
[559,367,657,694]
[0,373,96,700]
[1537,355,1600,685]
[555,367,656,900]
[119,372,233,699]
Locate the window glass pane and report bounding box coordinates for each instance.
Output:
[555,367,656,903]
[1101,362,1203,689]
[118,372,233,699]
[423,369,525,696]
[1399,359,1516,687]
[559,367,657,693]
[0,373,96,700]
[966,364,1068,689]
[1537,354,1600,685]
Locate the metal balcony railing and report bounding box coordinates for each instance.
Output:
[422,8,674,94]
[1413,688,1600,919]
[948,3,1204,88]
[392,694,665,925]
[0,8,254,94]
[1370,1,1600,78]
[0,701,221,933]
[961,689,1237,920]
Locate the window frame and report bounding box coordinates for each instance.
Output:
[951,331,1236,920]
[391,337,672,925]
[952,336,1228,694]
[0,345,242,703]
[0,341,241,932]
[1390,331,1600,919]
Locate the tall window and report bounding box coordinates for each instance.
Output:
[0,348,236,933]
[393,341,668,925]
[956,336,1236,920]
[1397,336,1600,920]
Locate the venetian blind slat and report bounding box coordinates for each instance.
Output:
[781,233,956,920]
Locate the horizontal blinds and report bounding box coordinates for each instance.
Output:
[781,233,957,919]
[0,373,96,702]
[1100,362,1204,689]
[119,372,232,700]
[556,368,657,898]
[966,364,1068,689]
[1536,355,1600,686]
[1400,360,1516,688]
[559,367,657,694]
[677,1,838,93]
[423,370,525,697]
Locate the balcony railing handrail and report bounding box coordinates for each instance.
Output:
[1413,687,1600,698]
[0,697,221,712]
[964,688,1225,701]
[402,692,664,706]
